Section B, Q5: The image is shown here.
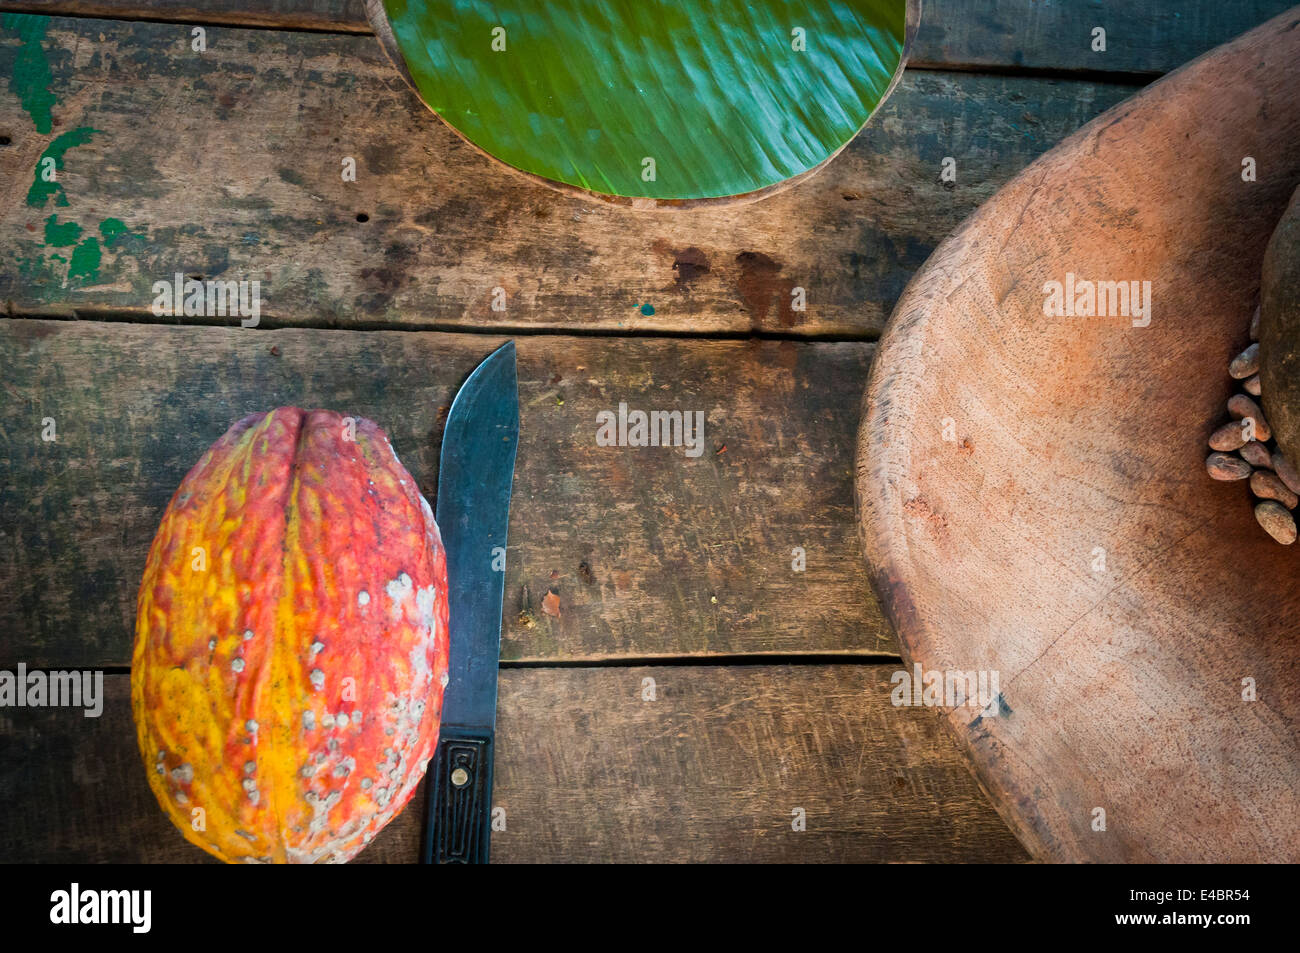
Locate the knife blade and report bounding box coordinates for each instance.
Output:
[424,341,519,864]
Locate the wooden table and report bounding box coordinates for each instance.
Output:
[0,0,1288,863]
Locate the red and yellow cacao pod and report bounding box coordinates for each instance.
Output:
[131,408,449,863]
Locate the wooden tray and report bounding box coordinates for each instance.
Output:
[856,8,1300,862]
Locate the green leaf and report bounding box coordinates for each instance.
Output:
[383,0,907,200]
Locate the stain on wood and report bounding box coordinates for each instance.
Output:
[0,319,892,667]
[0,670,1029,862]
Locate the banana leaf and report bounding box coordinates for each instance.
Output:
[379,0,909,202]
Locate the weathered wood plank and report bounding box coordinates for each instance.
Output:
[0,669,1030,862]
[0,319,892,666]
[912,0,1298,75]
[5,0,1293,76]
[3,0,369,32]
[0,16,1134,337]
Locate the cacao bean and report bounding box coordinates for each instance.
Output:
[1206,452,1252,481]
[1209,421,1248,451]
[1229,343,1260,379]
[1227,394,1271,441]
[1244,375,1262,397]
[1251,469,1299,508]
[1240,441,1272,468]
[1254,500,1297,544]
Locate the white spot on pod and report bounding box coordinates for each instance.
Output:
[244,761,256,775]
[301,765,316,778]
[351,710,363,725]
[310,641,324,658]
[360,778,373,790]
[245,719,258,733]
[336,712,349,729]
[175,791,189,805]
[333,758,356,778]
[385,573,415,623]
[358,590,370,606]
[321,712,335,728]
[316,752,327,764]
[231,658,245,673]
[328,739,340,753]
[310,669,325,690]
[171,763,194,784]
[243,629,253,640]
[208,639,216,651]
[440,671,449,689]
[303,710,316,730]
[248,791,260,805]
[242,778,258,792]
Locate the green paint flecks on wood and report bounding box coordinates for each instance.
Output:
[68,236,101,281]
[43,214,81,247]
[99,217,144,249]
[382,0,907,200]
[27,127,98,208]
[2,13,56,134]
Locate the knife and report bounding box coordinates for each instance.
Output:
[424,341,519,864]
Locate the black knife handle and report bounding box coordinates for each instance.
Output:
[423,728,494,864]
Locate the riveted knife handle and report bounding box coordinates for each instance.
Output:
[423,729,494,864]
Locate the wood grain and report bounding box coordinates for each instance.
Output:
[910,0,1298,74]
[857,8,1300,862]
[3,0,1293,76]
[0,16,1133,337]
[0,669,1029,862]
[0,319,892,667]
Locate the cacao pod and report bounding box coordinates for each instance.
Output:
[131,408,449,863]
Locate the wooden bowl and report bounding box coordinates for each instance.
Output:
[856,8,1300,862]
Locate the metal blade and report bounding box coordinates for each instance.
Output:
[435,341,518,732]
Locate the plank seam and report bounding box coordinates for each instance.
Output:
[0,311,883,344]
